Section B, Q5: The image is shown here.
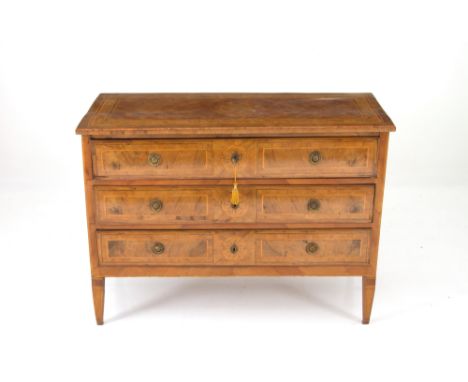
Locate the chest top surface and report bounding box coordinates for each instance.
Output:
[76,93,395,137]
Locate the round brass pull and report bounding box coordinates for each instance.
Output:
[309,151,321,164]
[308,198,320,211]
[231,151,240,165]
[230,243,239,255]
[150,199,163,212]
[305,242,319,254]
[151,242,165,255]
[148,152,162,166]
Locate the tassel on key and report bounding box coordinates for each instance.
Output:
[230,165,240,208]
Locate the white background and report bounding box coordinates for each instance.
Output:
[1,0,467,381]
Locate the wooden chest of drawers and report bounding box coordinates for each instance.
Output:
[76,93,395,324]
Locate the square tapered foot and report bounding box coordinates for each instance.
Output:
[92,277,105,325]
[362,276,376,325]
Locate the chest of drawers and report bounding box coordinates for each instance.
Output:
[76,93,395,324]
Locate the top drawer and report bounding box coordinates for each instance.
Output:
[92,138,378,179]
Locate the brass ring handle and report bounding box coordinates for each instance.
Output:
[307,198,320,211]
[150,199,163,212]
[309,151,321,164]
[231,151,240,165]
[148,152,162,166]
[305,242,319,255]
[230,243,239,255]
[151,242,165,255]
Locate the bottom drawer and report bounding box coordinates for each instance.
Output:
[97,230,371,266]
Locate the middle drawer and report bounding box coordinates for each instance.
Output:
[95,185,374,225]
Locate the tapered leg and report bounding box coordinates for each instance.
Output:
[362,276,376,324]
[92,277,105,325]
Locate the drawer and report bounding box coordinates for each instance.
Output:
[257,185,374,223]
[97,229,370,266]
[98,231,214,265]
[255,230,370,265]
[97,231,256,266]
[92,138,378,178]
[95,187,256,225]
[94,185,374,225]
[256,138,378,178]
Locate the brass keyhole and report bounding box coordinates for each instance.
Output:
[231,151,240,165]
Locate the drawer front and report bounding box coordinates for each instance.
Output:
[97,229,370,266]
[213,231,256,265]
[257,186,374,223]
[95,187,256,225]
[95,185,373,225]
[93,138,377,178]
[98,231,214,265]
[256,138,378,178]
[255,230,370,265]
[93,140,213,178]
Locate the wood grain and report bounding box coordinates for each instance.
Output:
[94,185,374,225]
[82,136,104,324]
[257,186,374,223]
[362,276,376,324]
[76,93,395,137]
[92,265,372,277]
[91,277,105,325]
[99,231,214,265]
[213,231,256,265]
[92,138,378,178]
[94,187,256,225]
[97,229,370,267]
[257,138,377,178]
[256,230,370,265]
[77,93,395,325]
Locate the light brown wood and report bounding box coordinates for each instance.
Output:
[359,132,390,323]
[92,138,378,179]
[92,265,373,277]
[98,231,213,265]
[213,231,256,265]
[256,138,377,178]
[92,277,105,325]
[94,185,373,225]
[257,186,374,223]
[77,93,395,324]
[76,93,395,137]
[256,230,370,265]
[82,137,104,324]
[92,177,378,186]
[362,276,376,324]
[94,187,256,225]
[94,140,216,178]
[97,229,370,266]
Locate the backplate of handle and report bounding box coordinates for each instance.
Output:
[151,242,165,255]
[309,151,321,164]
[148,152,162,166]
[307,198,320,211]
[305,242,319,254]
[150,199,163,212]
